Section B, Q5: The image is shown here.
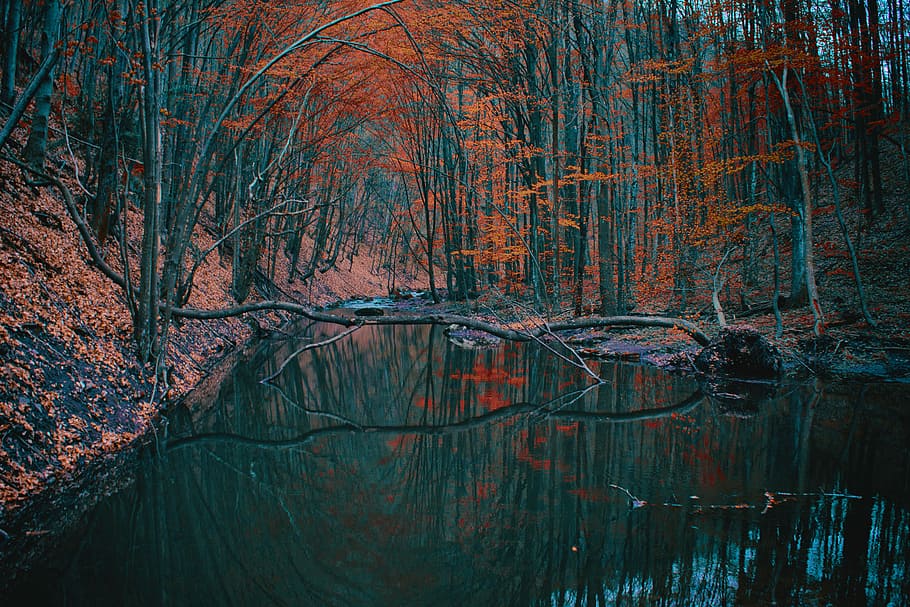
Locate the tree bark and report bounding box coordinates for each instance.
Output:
[1,0,22,106]
[22,0,61,168]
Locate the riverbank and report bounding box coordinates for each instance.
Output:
[521,304,910,381]
[0,152,426,580]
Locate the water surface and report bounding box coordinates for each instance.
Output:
[13,324,910,605]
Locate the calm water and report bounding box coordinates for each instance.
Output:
[11,324,910,606]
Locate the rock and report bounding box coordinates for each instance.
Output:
[444,324,501,349]
[354,307,385,317]
[694,325,781,379]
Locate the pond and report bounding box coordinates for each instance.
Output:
[10,323,910,606]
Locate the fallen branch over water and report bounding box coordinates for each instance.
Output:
[172,302,712,346]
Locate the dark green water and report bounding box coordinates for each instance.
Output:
[11,324,910,606]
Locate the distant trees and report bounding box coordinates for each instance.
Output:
[408,0,906,331]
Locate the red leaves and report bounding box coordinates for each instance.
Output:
[452,359,525,388]
[477,388,509,411]
[414,395,434,410]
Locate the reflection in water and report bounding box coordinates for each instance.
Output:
[13,324,910,606]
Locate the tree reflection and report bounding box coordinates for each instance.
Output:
[13,325,910,606]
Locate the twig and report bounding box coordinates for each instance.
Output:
[608,484,647,508]
[782,347,816,375]
[772,490,862,499]
[540,382,602,416]
[60,105,93,198]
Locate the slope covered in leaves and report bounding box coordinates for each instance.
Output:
[0,155,152,506]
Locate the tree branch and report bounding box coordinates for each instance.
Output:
[172,302,711,346]
[1,154,129,292]
[260,325,362,384]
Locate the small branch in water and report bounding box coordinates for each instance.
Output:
[586,488,864,514]
[260,324,362,384]
[772,490,862,499]
[609,484,648,508]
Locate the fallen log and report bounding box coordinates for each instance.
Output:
[172,302,711,346]
[168,389,705,451]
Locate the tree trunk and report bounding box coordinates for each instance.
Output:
[770,65,825,335]
[22,0,61,168]
[1,0,21,106]
[0,47,58,152]
[796,74,876,327]
[596,177,616,315]
[91,63,124,242]
[136,1,163,362]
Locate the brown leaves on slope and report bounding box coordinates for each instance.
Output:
[0,156,148,506]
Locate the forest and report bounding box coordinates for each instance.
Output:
[2,0,907,352]
[1,0,910,603]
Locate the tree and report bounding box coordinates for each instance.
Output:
[5,0,905,361]
[1,0,22,106]
[22,0,61,168]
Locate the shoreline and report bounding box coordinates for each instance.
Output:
[0,301,262,584]
[0,147,428,565]
[2,299,908,586]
